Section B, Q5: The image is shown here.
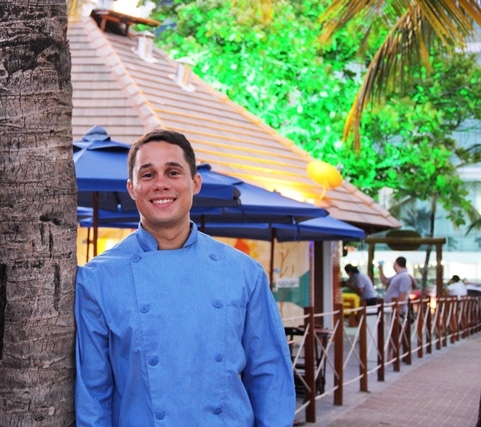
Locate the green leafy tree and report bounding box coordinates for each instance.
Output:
[147,0,374,154]
[317,0,481,148]
[365,52,481,289]
[366,52,481,218]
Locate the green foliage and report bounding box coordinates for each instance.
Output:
[150,0,365,149]
[360,52,481,226]
[146,0,481,228]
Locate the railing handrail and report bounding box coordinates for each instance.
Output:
[284,295,481,423]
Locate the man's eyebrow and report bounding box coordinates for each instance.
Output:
[165,161,184,169]
[138,161,185,171]
[138,162,153,172]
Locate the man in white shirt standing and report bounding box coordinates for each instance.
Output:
[447,275,468,298]
[379,256,412,315]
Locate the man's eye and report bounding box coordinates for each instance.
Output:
[141,173,153,179]
[169,170,180,176]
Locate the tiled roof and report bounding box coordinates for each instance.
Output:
[68,14,401,233]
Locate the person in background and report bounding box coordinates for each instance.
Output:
[446,274,468,298]
[344,264,378,306]
[379,256,413,315]
[75,128,296,426]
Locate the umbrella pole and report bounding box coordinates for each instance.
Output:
[269,228,275,290]
[86,227,91,263]
[93,191,99,257]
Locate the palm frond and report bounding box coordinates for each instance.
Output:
[464,203,481,235]
[318,0,481,149]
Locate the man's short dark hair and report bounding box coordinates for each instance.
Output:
[344,264,359,274]
[395,257,407,268]
[451,275,461,282]
[128,128,197,181]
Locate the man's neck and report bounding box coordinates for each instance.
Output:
[142,221,192,250]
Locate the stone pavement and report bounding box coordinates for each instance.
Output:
[301,334,481,427]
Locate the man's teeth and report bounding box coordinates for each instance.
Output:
[153,199,174,205]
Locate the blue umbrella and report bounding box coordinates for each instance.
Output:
[200,216,365,242]
[78,207,364,241]
[191,181,328,226]
[74,127,136,213]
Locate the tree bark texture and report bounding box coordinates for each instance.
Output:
[0,2,76,425]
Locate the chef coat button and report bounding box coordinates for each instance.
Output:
[140,304,150,313]
[215,354,223,362]
[213,407,222,415]
[209,253,218,261]
[131,254,141,263]
[155,410,165,420]
[148,356,159,366]
[213,299,223,308]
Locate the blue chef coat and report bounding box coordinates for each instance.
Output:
[75,223,296,426]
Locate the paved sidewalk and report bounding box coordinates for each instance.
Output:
[302,334,481,427]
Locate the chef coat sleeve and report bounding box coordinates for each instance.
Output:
[75,267,113,426]
[241,267,296,427]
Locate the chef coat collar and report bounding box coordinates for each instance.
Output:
[137,221,198,252]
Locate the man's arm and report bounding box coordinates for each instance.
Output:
[346,278,364,296]
[379,265,389,286]
[241,268,296,427]
[345,280,362,296]
[75,268,113,426]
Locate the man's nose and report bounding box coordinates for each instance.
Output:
[152,175,170,190]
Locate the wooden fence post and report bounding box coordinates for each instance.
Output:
[359,304,368,392]
[377,301,385,382]
[333,303,344,406]
[391,299,400,372]
[442,298,448,347]
[303,307,316,423]
[417,299,424,359]
[403,300,412,365]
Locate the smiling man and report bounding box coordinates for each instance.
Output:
[74,129,296,426]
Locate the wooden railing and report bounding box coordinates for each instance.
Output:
[283,295,481,423]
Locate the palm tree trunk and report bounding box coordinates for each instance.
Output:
[421,194,438,296]
[0,2,76,425]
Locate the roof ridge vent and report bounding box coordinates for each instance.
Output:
[170,57,195,92]
[134,30,156,63]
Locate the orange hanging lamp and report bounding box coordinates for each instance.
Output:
[306,160,343,199]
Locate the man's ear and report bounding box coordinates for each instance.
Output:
[127,179,135,200]
[193,173,202,196]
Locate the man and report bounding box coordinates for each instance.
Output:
[75,129,296,426]
[379,256,412,315]
[446,275,468,298]
[344,264,378,306]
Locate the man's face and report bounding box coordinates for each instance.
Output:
[127,141,201,234]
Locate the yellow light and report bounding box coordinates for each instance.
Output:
[276,187,310,203]
[306,160,343,199]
